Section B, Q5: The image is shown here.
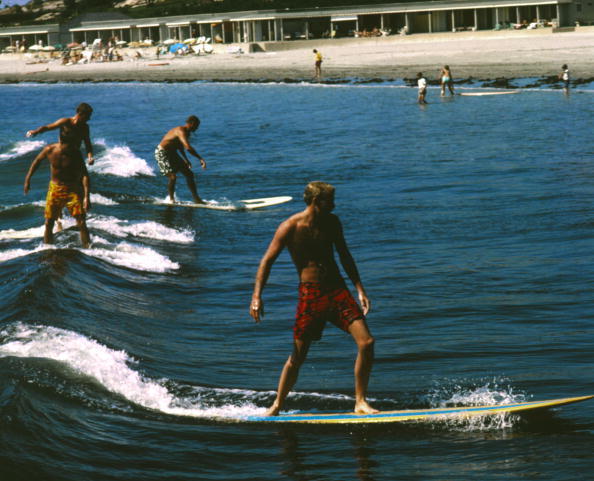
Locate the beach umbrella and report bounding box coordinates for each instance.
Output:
[4,46,16,52]
[28,45,42,51]
[67,42,80,48]
[163,39,176,45]
[42,46,55,51]
[183,38,196,45]
[116,40,127,46]
[169,42,186,54]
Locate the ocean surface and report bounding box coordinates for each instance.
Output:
[0,81,593,480]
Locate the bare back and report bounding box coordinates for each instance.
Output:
[159,126,189,152]
[284,211,343,284]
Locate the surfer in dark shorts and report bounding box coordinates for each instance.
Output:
[155,115,207,204]
[26,102,95,166]
[250,181,377,416]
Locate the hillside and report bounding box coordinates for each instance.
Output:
[0,0,420,26]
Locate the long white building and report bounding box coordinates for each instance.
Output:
[0,0,591,49]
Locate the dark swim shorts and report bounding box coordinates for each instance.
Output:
[294,282,364,341]
[155,146,187,176]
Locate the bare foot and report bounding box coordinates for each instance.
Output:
[354,400,379,414]
[193,198,206,205]
[264,403,280,417]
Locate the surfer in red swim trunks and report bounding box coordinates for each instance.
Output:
[250,181,377,416]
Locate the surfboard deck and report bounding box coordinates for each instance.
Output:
[459,90,520,96]
[155,196,292,211]
[243,395,593,424]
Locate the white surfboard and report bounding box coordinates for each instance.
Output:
[459,90,520,96]
[156,196,292,211]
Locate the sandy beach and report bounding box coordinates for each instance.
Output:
[2,26,594,84]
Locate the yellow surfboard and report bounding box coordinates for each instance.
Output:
[244,395,593,424]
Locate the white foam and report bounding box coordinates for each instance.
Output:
[0,323,262,419]
[90,193,118,205]
[0,244,50,262]
[91,139,154,177]
[0,234,179,273]
[0,140,46,161]
[423,379,526,431]
[0,225,46,241]
[87,237,179,272]
[88,215,194,243]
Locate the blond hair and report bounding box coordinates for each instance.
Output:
[303,181,335,205]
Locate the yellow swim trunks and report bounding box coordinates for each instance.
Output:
[45,181,85,219]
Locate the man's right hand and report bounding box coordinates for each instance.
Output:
[26,130,35,138]
[250,296,264,323]
[24,181,30,194]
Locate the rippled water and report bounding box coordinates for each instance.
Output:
[0,82,593,480]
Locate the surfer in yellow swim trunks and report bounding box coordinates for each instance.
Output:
[155,115,207,204]
[24,143,91,248]
[250,181,377,416]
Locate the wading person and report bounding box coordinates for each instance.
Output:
[250,181,377,416]
[417,72,428,104]
[26,102,95,166]
[155,115,207,204]
[24,143,91,248]
[440,65,455,96]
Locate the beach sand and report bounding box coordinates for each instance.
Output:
[2,27,594,84]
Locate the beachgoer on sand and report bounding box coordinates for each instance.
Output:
[313,49,323,81]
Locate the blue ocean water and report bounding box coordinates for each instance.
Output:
[0,82,593,480]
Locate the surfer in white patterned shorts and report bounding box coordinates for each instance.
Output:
[250,181,378,416]
[155,115,207,204]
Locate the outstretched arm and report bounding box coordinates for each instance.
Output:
[26,117,68,138]
[250,220,291,323]
[334,218,370,315]
[24,146,49,194]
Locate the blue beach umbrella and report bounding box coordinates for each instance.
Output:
[169,43,186,53]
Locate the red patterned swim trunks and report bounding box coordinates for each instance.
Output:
[294,282,364,341]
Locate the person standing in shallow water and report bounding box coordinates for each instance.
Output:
[417,72,428,104]
[440,65,455,96]
[155,115,207,204]
[559,64,570,92]
[250,181,378,416]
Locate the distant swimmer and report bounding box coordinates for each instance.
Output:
[250,181,377,416]
[313,49,323,81]
[559,64,570,92]
[440,65,455,96]
[155,115,207,204]
[26,102,95,166]
[417,72,428,104]
[24,143,91,248]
